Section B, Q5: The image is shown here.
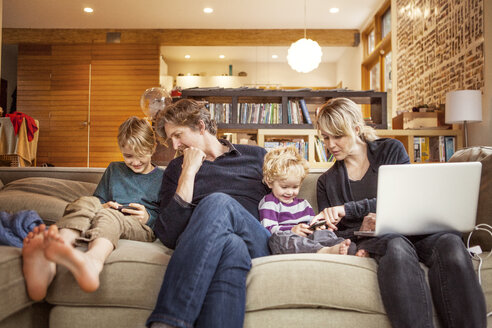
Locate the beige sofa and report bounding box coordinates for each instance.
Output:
[0,149,491,328]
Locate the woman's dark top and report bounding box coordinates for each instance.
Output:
[317,138,410,240]
[154,140,269,249]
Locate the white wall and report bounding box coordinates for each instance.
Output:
[469,0,492,146]
[166,60,338,88]
[335,46,362,90]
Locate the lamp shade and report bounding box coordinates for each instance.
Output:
[445,90,482,124]
[287,38,323,73]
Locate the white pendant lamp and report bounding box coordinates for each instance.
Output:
[287,0,323,73]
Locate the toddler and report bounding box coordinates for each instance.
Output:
[259,146,354,255]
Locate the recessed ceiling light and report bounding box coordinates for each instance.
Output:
[219,55,225,59]
[329,7,339,14]
[184,55,191,59]
[272,55,278,59]
[203,7,213,14]
[84,7,94,13]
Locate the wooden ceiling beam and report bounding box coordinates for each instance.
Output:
[3,28,360,47]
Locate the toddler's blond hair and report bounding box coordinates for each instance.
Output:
[117,116,157,157]
[263,146,309,185]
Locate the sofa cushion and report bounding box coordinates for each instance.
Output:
[247,254,385,314]
[0,246,32,322]
[46,239,173,309]
[0,177,97,225]
[449,146,492,250]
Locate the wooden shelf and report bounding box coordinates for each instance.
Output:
[257,129,334,169]
[182,88,388,129]
[376,129,463,163]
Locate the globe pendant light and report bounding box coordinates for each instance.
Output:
[287,0,323,73]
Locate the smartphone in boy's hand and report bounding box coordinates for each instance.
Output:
[117,205,138,215]
[308,220,327,230]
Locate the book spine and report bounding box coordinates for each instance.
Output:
[413,137,421,162]
[287,101,292,124]
[292,101,298,124]
[438,136,445,162]
[421,136,430,162]
[299,99,312,124]
[297,102,303,124]
[444,136,456,162]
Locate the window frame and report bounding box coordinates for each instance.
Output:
[361,0,391,92]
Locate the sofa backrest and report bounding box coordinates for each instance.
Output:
[0,167,106,186]
[449,146,492,251]
[0,166,325,216]
[299,170,324,213]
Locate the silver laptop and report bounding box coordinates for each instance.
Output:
[354,162,482,237]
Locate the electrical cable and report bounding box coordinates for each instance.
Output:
[466,223,492,317]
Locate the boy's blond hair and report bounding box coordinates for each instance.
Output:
[262,146,309,185]
[117,116,157,156]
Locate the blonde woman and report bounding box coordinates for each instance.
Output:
[315,98,486,328]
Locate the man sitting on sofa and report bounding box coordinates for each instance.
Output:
[147,99,271,328]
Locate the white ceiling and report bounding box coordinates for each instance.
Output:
[2,0,384,63]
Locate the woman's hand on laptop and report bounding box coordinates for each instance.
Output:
[318,205,346,231]
[360,213,377,232]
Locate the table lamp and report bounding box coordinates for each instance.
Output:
[445,90,482,148]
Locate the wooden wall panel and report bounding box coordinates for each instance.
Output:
[89,44,159,168]
[16,43,159,167]
[49,45,91,167]
[17,45,52,166]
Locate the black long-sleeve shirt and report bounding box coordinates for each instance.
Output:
[154,140,270,249]
[316,138,410,240]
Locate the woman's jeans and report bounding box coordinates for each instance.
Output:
[371,232,486,328]
[147,193,271,328]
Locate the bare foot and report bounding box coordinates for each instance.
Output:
[22,224,56,301]
[317,239,351,255]
[44,225,102,293]
[356,249,370,257]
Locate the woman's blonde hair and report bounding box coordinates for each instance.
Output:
[316,98,378,142]
[262,146,309,185]
[117,116,157,156]
[155,98,217,140]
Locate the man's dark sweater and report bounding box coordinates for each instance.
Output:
[154,140,270,249]
[316,138,410,240]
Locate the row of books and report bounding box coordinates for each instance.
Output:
[287,99,312,124]
[205,100,313,125]
[314,136,335,162]
[206,103,233,123]
[237,103,283,124]
[413,136,455,163]
[263,140,308,160]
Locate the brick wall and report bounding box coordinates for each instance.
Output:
[396,0,484,112]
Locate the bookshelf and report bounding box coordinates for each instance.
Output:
[181,88,387,129]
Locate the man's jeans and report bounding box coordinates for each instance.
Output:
[372,232,486,328]
[147,193,271,328]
